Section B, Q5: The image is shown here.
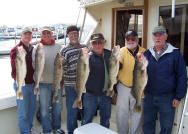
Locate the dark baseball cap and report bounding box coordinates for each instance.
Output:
[90,33,105,41]
[152,25,167,34]
[125,30,138,38]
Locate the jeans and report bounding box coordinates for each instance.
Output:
[14,82,36,134]
[82,93,111,128]
[65,86,80,134]
[143,94,175,134]
[39,83,62,133]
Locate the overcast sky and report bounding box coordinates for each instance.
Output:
[0,0,80,27]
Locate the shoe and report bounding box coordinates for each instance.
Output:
[31,127,39,134]
[53,129,65,134]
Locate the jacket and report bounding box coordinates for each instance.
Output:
[86,49,111,96]
[144,43,187,100]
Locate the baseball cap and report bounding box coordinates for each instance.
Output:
[152,26,167,34]
[125,30,138,38]
[90,33,105,42]
[21,27,32,34]
[41,26,52,33]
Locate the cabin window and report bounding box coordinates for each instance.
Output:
[159,4,188,65]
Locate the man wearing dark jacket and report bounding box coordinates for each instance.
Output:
[143,25,187,134]
[82,33,112,128]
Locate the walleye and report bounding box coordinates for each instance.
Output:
[131,53,148,112]
[106,45,120,96]
[34,43,45,95]
[16,46,27,100]
[52,52,63,103]
[73,48,90,109]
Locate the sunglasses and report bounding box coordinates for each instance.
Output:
[92,40,104,45]
[126,37,136,41]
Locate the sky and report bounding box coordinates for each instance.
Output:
[0,0,81,27]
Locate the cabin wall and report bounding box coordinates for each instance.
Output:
[86,0,144,49]
[0,107,19,134]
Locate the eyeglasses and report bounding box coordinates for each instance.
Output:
[69,31,79,36]
[42,31,51,35]
[92,40,104,45]
[126,37,136,41]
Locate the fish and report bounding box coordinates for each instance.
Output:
[106,45,120,96]
[131,53,148,113]
[73,48,90,109]
[52,52,63,103]
[15,46,27,100]
[34,43,45,95]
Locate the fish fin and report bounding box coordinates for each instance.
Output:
[133,105,142,113]
[83,87,86,93]
[106,90,113,97]
[72,99,82,109]
[16,90,23,100]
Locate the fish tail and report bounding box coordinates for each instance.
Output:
[16,89,23,100]
[52,94,59,103]
[72,99,82,109]
[133,105,142,113]
[34,87,39,95]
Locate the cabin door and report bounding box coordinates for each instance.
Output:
[114,9,143,48]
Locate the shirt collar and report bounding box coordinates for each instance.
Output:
[149,43,178,60]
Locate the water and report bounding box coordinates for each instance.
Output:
[0,55,14,98]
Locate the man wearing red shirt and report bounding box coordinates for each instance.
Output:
[10,27,36,134]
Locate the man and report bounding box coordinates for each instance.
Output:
[116,30,145,134]
[143,25,187,134]
[10,27,36,134]
[61,25,87,134]
[82,33,112,128]
[33,26,65,134]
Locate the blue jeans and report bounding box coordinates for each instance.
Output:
[82,93,111,128]
[14,82,36,134]
[39,83,62,133]
[65,86,80,134]
[143,94,175,134]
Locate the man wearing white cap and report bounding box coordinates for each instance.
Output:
[33,26,65,134]
[10,27,37,134]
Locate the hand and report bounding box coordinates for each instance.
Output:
[172,99,180,108]
[82,47,89,54]
[61,57,64,63]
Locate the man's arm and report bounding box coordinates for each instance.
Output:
[173,50,187,107]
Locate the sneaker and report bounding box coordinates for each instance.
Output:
[53,129,65,134]
[31,127,39,134]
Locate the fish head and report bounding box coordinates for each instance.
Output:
[79,49,90,63]
[56,52,63,64]
[135,53,148,70]
[36,43,45,56]
[16,46,26,59]
[112,45,120,60]
[37,43,44,49]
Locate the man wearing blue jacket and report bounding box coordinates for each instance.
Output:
[143,25,187,134]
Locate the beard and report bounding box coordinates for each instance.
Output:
[71,39,78,44]
[126,43,137,50]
